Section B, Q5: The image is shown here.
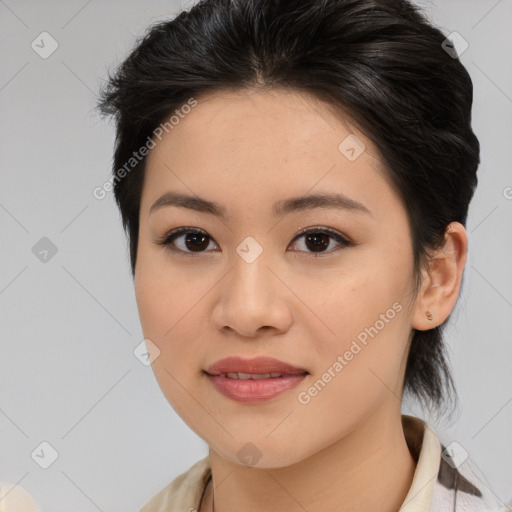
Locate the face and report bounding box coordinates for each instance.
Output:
[135,88,419,468]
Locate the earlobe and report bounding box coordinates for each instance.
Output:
[412,222,468,331]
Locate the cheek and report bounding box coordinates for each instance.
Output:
[134,249,218,380]
[135,263,207,418]
[135,241,200,334]
[299,250,412,383]
[308,264,408,334]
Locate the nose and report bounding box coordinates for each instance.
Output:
[211,254,293,338]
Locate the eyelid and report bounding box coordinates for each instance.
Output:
[290,226,352,256]
[293,225,349,242]
[155,227,215,257]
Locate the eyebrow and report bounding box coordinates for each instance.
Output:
[149,191,371,218]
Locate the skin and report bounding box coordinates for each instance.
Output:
[134,88,468,512]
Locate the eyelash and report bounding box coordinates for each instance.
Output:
[155,226,352,258]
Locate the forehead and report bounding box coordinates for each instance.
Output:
[151,88,376,158]
[141,88,397,219]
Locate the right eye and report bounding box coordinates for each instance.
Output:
[155,227,219,256]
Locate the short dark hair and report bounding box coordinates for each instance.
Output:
[96,0,480,415]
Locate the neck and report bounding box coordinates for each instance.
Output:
[204,410,417,512]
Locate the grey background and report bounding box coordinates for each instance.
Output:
[0,0,511,510]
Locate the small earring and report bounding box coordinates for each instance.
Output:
[425,310,433,321]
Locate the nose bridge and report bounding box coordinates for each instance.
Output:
[229,236,273,302]
[212,236,291,335]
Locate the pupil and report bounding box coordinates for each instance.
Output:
[186,233,209,251]
[306,233,329,252]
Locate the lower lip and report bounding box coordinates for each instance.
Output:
[206,373,307,403]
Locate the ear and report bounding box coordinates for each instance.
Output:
[412,222,468,331]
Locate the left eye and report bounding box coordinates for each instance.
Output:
[290,227,351,255]
[155,226,351,257]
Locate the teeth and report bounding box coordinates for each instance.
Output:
[221,372,283,379]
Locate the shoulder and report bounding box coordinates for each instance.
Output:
[431,446,510,512]
[139,455,211,512]
[401,415,509,512]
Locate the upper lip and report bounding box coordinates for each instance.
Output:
[205,356,308,376]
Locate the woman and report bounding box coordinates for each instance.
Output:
[95,0,505,510]
[0,0,504,511]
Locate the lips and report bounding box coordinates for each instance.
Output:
[204,356,308,403]
[204,356,308,377]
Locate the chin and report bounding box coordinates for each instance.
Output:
[211,439,311,469]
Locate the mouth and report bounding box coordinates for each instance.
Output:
[203,356,309,403]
